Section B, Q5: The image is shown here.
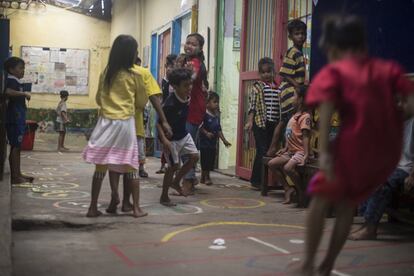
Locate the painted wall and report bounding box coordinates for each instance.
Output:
[141,0,182,57]
[198,0,217,86]
[8,4,110,109]
[217,0,242,170]
[110,0,142,45]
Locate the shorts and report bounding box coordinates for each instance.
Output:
[279,151,306,165]
[6,124,25,147]
[55,122,66,133]
[165,133,198,166]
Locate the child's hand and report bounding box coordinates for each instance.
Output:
[224,141,232,148]
[24,92,31,101]
[404,174,414,193]
[298,155,308,166]
[162,122,173,139]
[244,121,253,132]
[206,132,215,139]
[319,152,334,181]
[163,140,172,156]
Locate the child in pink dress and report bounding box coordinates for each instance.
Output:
[290,15,414,275]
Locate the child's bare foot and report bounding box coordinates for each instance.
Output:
[121,200,133,212]
[205,178,213,186]
[106,196,120,214]
[348,225,377,240]
[317,262,333,276]
[160,197,177,207]
[156,167,166,174]
[11,177,31,185]
[286,261,314,276]
[170,181,187,197]
[86,208,102,217]
[62,147,70,151]
[181,179,193,195]
[282,187,296,204]
[132,207,148,218]
[20,174,34,183]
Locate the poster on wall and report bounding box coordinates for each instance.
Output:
[20,46,89,95]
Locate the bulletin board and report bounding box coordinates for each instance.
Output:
[20,46,89,95]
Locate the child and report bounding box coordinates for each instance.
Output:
[199,92,231,185]
[83,35,148,218]
[56,90,70,151]
[267,19,307,157]
[157,67,199,206]
[244,57,279,189]
[181,33,208,194]
[289,15,414,275]
[4,57,33,184]
[268,86,311,204]
[157,54,177,174]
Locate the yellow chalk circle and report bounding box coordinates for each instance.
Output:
[161,221,305,243]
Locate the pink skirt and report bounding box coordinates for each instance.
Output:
[82,116,138,173]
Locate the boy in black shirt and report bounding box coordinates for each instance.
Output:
[157,68,199,206]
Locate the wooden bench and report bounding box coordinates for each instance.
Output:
[261,156,319,207]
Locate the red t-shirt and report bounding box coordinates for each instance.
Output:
[306,57,414,203]
[187,57,207,125]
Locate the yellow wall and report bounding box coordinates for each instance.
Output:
[8,5,111,109]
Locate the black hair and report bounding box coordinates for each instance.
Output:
[287,19,307,35]
[319,15,366,51]
[208,91,219,102]
[168,68,193,87]
[105,35,138,87]
[60,90,69,98]
[135,56,142,65]
[258,57,274,73]
[4,57,25,74]
[186,33,208,88]
[165,54,177,67]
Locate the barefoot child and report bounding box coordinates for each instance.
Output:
[199,92,231,185]
[56,90,70,151]
[267,19,307,157]
[4,57,34,184]
[158,68,199,206]
[268,85,311,204]
[83,35,148,218]
[157,54,177,174]
[290,15,414,275]
[181,33,208,194]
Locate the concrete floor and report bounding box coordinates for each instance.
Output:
[11,133,414,276]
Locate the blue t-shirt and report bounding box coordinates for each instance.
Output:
[5,76,26,125]
[162,92,189,141]
[199,111,222,148]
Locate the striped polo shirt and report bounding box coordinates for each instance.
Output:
[278,46,306,116]
[262,82,280,122]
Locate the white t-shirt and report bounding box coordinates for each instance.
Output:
[56,100,67,123]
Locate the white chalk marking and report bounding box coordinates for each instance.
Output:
[292,258,300,261]
[247,237,290,254]
[209,245,226,250]
[332,270,351,276]
[289,239,304,244]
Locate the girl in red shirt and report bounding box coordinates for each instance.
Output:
[290,15,414,275]
[181,33,208,194]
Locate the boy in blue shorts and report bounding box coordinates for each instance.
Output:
[157,68,199,206]
[4,57,33,184]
